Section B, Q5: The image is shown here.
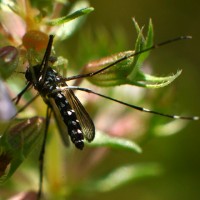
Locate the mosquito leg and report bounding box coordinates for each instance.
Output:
[11,94,39,119]
[64,86,199,121]
[37,106,52,200]
[61,36,192,82]
[12,82,32,104]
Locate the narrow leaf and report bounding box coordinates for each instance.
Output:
[145,18,154,48]
[54,1,94,40]
[153,120,187,137]
[133,70,182,88]
[47,7,94,26]
[87,130,142,153]
[81,163,162,192]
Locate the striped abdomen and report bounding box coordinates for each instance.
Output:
[53,92,84,149]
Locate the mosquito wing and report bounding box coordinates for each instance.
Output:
[48,98,70,146]
[63,88,95,142]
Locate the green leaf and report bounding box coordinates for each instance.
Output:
[47,7,94,26]
[84,18,181,89]
[85,51,135,86]
[134,70,182,88]
[48,1,94,40]
[87,130,142,153]
[80,163,162,192]
[145,19,154,48]
[153,120,187,137]
[0,117,45,183]
[127,18,153,81]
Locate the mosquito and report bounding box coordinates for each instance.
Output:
[13,34,199,199]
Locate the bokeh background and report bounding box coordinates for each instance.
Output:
[1,0,199,199]
[65,1,200,200]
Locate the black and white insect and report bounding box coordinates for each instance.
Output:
[13,34,199,199]
[24,40,95,150]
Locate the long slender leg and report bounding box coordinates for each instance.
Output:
[12,82,32,104]
[11,94,39,119]
[37,106,52,200]
[63,36,191,81]
[59,86,199,120]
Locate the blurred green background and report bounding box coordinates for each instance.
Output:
[0,0,199,199]
[65,1,200,200]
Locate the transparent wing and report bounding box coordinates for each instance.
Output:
[63,88,95,142]
[48,98,70,147]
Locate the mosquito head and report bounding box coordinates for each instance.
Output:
[25,65,41,83]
